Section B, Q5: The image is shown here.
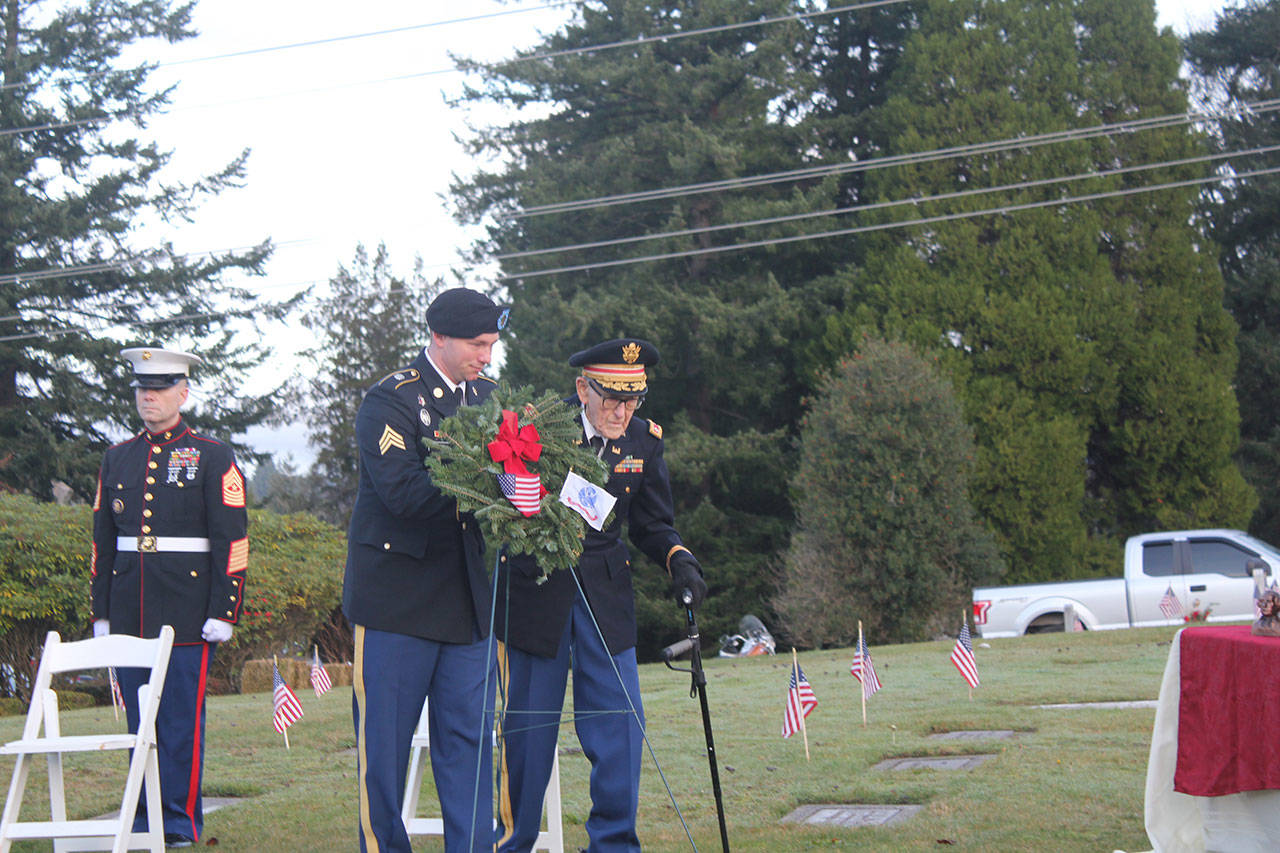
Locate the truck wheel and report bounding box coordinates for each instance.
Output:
[1025,614,1066,634]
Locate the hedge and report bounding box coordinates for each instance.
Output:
[0,494,347,698]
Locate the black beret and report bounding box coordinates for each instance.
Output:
[569,338,659,395]
[426,287,510,338]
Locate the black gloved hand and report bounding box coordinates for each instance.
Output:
[669,551,707,610]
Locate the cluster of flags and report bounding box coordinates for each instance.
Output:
[781,619,982,741]
[270,647,334,742]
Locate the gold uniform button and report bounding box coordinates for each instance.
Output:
[144,492,153,501]
[176,482,184,488]
[143,509,152,518]
[383,542,391,550]
[225,611,233,617]
[141,525,151,533]
[146,476,155,484]
[625,486,631,493]
[190,571,198,578]
[164,431,172,439]
[229,595,236,600]
[149,461,157,470]
[433,387,444,399]
[151,446,160,454]
[461,522,467,530]
[500,555,507,563]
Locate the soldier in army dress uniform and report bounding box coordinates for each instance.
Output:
[91,346,248,848]
[343,287,508,853]
[494,339,708,853]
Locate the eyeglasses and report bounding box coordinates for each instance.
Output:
[594,389,643,412]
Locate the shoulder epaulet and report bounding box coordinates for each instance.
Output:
[648,419,663,439]
[377,367,420,389]
[475,374,497,385]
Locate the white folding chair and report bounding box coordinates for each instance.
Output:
[402,697,563,853]
[0,626,175,853]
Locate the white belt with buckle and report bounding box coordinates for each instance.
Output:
[117,536,211,553]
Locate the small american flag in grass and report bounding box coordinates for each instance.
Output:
[272,661,304,733]
[782,664,817,738]
[950,621,980,688]
[310,648,332,697]
[850,636,882,698]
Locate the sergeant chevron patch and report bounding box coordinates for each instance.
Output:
[379,425,406,455]
[222,466,246,507]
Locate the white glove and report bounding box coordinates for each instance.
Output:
[93,619,110,638]
[201,619,233,643]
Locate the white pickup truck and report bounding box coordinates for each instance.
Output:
[972,529,1280,638]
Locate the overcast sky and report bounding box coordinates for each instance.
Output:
[124,0,1232,465]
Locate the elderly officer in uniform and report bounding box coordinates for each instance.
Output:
[344,287,509,853]
[495,338,707,853]
[91,346,248,848]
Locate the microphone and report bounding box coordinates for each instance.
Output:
[662,637,696,661]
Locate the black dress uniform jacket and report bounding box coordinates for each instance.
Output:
[342,352,495,642]
[91,420,248,645]
[496,410,683,658]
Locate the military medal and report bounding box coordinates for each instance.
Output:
[418,394,426,407]
[112,498,124,514]
[420,409,431,427]
[167,448,201,484]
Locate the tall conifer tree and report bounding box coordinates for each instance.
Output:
[816,0,1254,581]
[1185,0,1280,542]
[451,0,847,650]
[0,0,284,499]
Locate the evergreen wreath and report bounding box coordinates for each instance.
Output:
[423,381,611,579]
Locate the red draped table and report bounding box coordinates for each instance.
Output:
[1146,626,1280,852]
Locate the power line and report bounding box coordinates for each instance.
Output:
[7,163,1275,343]
[1,0,910,138]
[0,3,578,94]
[508,98,1280,218]
[495,143,1280,261]
[497,164,1280,280]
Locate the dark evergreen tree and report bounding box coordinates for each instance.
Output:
[0,0,286,500]
[1184,0,1280,543]
[291,244,438,527]
[450,0,848,653]
[814,0,1254,582]
[774,337,1003,646]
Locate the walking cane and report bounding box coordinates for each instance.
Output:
[663,591,730,853]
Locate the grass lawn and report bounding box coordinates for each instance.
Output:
[0,624,1186,851]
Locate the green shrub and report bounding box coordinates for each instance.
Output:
[0,495,93,700]
[213,509,346,691]
[0,494,346,697]
[774,337,1005,645]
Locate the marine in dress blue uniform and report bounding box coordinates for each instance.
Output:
[494,339,708,853]
[91,347,248,848]
[343,287,509,853]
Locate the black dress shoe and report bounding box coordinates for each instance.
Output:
[164,834,193,848]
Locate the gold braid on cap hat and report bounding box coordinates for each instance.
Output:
[581,363,647,393]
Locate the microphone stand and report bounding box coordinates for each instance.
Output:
[663,592,730,853]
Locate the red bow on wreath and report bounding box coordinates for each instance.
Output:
[487,410,547,516]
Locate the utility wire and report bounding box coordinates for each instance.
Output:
[496,143,1280,260]
[498,164,1280,280]
[0,2,578,93]
[508,98,1280,218]
[6,137,1275,292]
[1,0,910,138]
[6,164,1278,341]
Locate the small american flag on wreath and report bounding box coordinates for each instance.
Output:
[498,472,545,517]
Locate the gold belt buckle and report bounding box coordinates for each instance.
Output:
[138,535,157,553]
